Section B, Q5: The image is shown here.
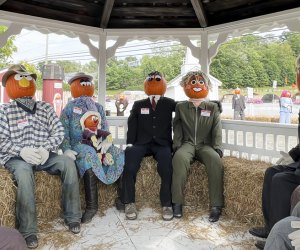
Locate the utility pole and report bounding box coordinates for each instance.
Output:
[45,34,49,64]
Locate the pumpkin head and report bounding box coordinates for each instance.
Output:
[2,64,37,100]
[80,111,101,131]
[296,55,300,92]
[68,72,94,98]
[281,90,291,98]
[143,71,167,96]
[180,71,211,99]
[84,115,99,131]
[234,88,241,95]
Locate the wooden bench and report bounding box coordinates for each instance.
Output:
[0,156,270,227]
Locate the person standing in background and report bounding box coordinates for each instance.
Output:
[232,88,246,120]
[279,90,293,124]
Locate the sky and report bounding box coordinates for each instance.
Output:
[11,27,288,66]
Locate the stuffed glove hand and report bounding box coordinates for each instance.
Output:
[63,149,78,160]
[20,147,42,165]
[91,135,98,148]
[38,146,49,165]
[288,221,300,249]
[103,153,114,166]
[276,151,294,165]
[99,135,113,154]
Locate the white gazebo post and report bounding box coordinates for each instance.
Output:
[98,31,107,108]
[200,30,209,75]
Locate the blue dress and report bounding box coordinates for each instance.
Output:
[60,96,124,184]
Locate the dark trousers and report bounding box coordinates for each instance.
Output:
[121,143,172,207]
[263,164,300,231]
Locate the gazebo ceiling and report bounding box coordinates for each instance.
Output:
[0,0,299,29]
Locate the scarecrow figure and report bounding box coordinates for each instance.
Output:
[60,72,124,224]
[279,90,293,124]
[171,70,224,222]
[0,65,81,249]
[80,111,115,166]
[115,94,129,116]
[232,87,246,120]
[119,71,176,221]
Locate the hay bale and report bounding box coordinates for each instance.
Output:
[0,156,270,228]
[223,157,270,225]
[0,168,16,227]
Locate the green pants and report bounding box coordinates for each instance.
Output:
[172,143,224,207]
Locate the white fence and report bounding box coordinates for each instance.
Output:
[107,117,299,164]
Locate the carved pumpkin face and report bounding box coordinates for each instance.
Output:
[6,73,36,99]
[183,74,209,99]
[234,89,241,95]
[70,78,94,98]
[84,115,99,131]
[143,72,167,96]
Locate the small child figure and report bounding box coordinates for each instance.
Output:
[80,111,114,166]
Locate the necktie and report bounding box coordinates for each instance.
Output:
[151,96,156,111]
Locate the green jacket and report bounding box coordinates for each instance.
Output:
[173,101,222,151]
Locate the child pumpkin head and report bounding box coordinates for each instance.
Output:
[143,71,167,96]
[2,64,37,99]
[80,111,101,131]
[68,72,94,98]
[180,71,211,99]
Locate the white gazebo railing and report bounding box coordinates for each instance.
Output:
[107,117,298,164]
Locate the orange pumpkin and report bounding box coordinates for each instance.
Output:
[84,115,99,131]
[70,78,94,98]
[234,88,241,95]
[143,71,167,96]
[182,73,209,99]
[6,73,36,99]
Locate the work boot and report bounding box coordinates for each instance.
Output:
[25,235,38,249]
[125,203,137,220]
[172,204,183,218]
[249,226,269,239]
[209,206,222,222]
[81,169,98,223]
[255,240,266,250]
[115,175,125,211]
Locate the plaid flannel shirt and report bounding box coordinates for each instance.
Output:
[0,100,65,165]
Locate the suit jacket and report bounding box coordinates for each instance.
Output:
[127,97,176,147]
[232,95,246,112]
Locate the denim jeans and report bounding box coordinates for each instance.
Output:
[5,152,81,238]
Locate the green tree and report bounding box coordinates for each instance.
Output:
[0,26,17,68]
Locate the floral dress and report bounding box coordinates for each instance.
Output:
[60,96,124,184]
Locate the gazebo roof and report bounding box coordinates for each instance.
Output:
[0,0,299,30]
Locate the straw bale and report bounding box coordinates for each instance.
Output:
[0,168,16,227]
[223,157,270,225]
[0,156,270,228]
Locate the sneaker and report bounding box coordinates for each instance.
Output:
[25,235,38,249]
[172,204,183,218]
[162,206,173,221]
[68,222,81,234]
[125,203,137,220]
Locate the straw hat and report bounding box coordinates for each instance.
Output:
[2,64,37,87]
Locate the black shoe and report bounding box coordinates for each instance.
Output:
[68,222,81,234]
[255,240,266,250]
[115,197,125,211]
[173,204,182,218]
[25,235,38,249]
[81,209,97,223]
[209,207,222,222]
[249,227,269,239]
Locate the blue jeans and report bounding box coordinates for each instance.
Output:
[5,152,81,238]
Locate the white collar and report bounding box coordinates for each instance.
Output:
[149,95,161,103]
